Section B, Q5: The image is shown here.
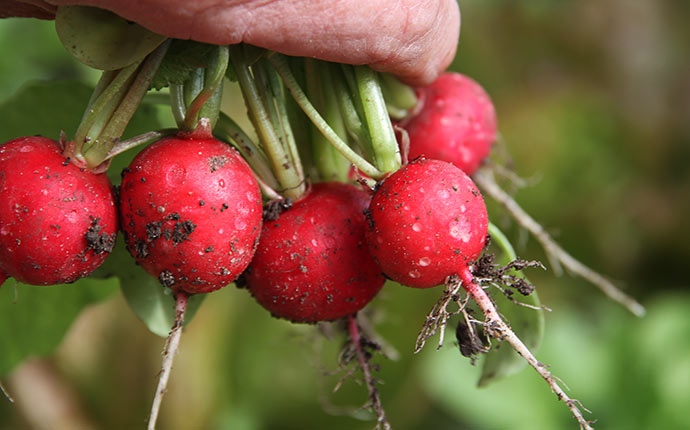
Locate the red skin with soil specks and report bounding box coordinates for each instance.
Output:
[365,158,488,288]
[406,73,497,175]
[0,136,118,286]
[119,134,262,294]
[246,182,385,323]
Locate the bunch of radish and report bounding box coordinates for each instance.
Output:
[0,7,638,429]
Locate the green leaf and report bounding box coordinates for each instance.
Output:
[0,277,118,376]
[55,6,166,71]
[94,238,206,337]
[478,223,545,386]
[0,80,93,142]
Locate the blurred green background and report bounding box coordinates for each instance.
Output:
[1,0,690,429]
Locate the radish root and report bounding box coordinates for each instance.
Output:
[346,314,391,430]
[455,269,595,430]
[0,379,14,403]
[147,291,188,430]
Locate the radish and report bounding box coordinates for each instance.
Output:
[0,136,117,286]
[365,158,488,288]
[119,130,262,294]
[245,182,385,323]
[405,72,497,175]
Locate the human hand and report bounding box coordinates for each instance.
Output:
[2,0,459,86]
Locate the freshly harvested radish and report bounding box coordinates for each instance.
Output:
[365,158,488,288]
[245,182,384,323]
[119,131,262,294]
[0,136,117,286]
[405,72,497,175]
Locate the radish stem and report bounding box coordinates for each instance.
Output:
[81,40,171,168]
[230,46,305,200]
[353,66,401,173]
[306,60,350,182]
[215,112,279,191]
[267,53,383,180]
[183,45,229,130]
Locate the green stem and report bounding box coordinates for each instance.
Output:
[169,84,186,127]
[215,112,279,191]
[306,60,350,182]
[230,46,305,200]
[379,72,418,119]
[82,70,117,116]
[263,58,305,184]
[332,67,374,160]
[84,94,123,145]
[183,45,229,131]
[74,61,141,150]
[268,52,383,180]
[104,129,178,161]
[353,65,401,173]
[82,40,170,168]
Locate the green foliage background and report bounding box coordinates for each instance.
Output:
[1,1,690,429]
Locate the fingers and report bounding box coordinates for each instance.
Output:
[0,0,56,19]
[45,0,460,86]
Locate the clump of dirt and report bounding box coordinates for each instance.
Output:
[85,217,116,255]
[207,155,228,172]
[263,198,293,221]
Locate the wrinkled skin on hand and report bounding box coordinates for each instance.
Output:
[2,0,459,86]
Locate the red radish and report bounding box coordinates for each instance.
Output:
[245,182,385,323]
[405,72,497,175]
[365,158,488,288]
[119,131,262,294]
[0,136,117,286]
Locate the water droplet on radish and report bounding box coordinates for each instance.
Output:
[236,204,249,215]
[165,163,186,185]
[409,270,421,279]
[65,210,78,223]
[449,219,471,243]
[19,145,33,153]
[218,179,225,188]
[418,257,431,267]
[412,223,422,232]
